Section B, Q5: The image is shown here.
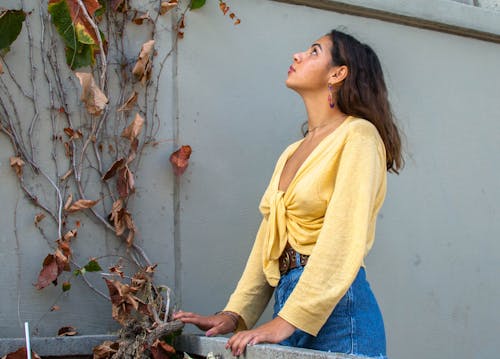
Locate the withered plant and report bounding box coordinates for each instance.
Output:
[0,1,240,358]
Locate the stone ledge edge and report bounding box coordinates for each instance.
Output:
[0,335,117,357]
[175,335,358,359]
[1,335,359,358]
[270,0,500,43]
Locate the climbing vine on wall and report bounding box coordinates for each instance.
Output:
[0,1,240,358]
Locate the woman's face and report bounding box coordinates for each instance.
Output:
[285,35,335,93]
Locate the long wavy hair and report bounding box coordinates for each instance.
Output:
[327,29,404,174]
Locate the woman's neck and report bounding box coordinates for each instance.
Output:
[302,92,347,132]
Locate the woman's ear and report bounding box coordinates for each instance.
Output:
[328,65,348,86]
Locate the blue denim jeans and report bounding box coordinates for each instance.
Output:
[273,258,387,358]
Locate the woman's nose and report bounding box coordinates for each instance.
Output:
[293,52,301,62]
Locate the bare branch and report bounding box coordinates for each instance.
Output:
[0,57,33,100]
[19,180,58,224]
[21,0,41,160]
[76,0,107,88]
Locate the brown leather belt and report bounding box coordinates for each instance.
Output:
[279,245,309,275]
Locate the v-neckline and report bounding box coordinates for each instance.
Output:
[277,116,353,195]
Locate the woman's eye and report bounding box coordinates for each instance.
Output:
[311,48,318,55]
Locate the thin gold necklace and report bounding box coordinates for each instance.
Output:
[307,115,347,134]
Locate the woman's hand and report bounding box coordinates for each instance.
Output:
[225,316,296,356]
[173,310,237,337]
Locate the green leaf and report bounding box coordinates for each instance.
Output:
[0,10,26,51]
[95,0,106,17]
[65,43,94,69]
[190,0,206,10]
[84,259,102,272]
[62,281,71,292]
[48,0,101,69]
[73,268,82,276]
[48,0,78,49]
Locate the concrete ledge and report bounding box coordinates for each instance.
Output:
[270,0,500,43]
[1,334,361,358]
[0,335,117,358]
[175,335,358,359]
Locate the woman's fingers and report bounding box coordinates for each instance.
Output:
[173,311,211,330]
[206,321,227,337]
[225,317,296,356]
[173,311,236,335]
[226,331,255,356]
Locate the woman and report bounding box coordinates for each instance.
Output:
[174,29,403,358]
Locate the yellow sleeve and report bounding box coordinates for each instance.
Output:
[223,217,274,331]
[278,128,386,336]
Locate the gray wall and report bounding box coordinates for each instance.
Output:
[1,1,499,359]
[177,2,500,359]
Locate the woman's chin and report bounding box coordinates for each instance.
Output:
[285,79,296,89]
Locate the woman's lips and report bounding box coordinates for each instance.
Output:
[288,65,295,74]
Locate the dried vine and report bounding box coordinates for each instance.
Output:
[0,0,240,358]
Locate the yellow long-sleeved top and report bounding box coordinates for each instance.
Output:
[223,116,387,336]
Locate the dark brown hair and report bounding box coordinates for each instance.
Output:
[328,29,404,173]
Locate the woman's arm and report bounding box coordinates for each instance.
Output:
[222,217,275,330]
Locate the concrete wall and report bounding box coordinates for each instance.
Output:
[177,2,500,359]
[1,1,499,359]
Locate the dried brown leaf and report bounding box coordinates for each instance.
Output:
[160,0,178,15]
[64,194,73,211]
[93,340,119,359]
[63,127,83,140]
[219,2,229,15]
[121,113,144,141]
[57,240,72,261]
[35,254,59,290]
[60,169,73,181]
[64,141,73,158]
[132,11,151,25]
[102,158,126,181]
[9,156,25,178]
[109,265,124,278]
[117,91,138,112]
[125,228,135,247]
[50,305,60,312]
[127,138,139,164]
[104,278,140,324]
[132,40,155,86]
[123,210,136,246]
[109,199,125,235]
[151,339,176,359]
[234,18,241,25]
[34,213,46,226]
[117,167,135,198]
[57,326,78,336]
[62,229,77,242]
[2,347,41,359]
[66,199,99,213]
[75,72,109,116]
[0,62,3,75]
[169,145,192,176]
[55,248,70,272]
